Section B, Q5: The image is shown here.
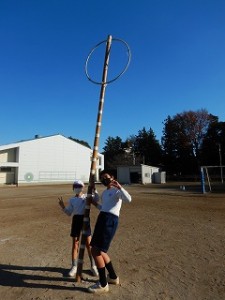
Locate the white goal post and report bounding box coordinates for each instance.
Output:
[200,165,225,193]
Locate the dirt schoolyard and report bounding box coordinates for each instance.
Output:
[0,183,225,300]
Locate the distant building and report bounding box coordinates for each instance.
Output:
[0,134,104,185]
[117,164,166,184]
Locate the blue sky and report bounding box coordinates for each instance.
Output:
[1,0,225,151]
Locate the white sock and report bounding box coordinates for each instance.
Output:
[72,259,77,267]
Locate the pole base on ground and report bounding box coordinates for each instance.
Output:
[75,274,82,282]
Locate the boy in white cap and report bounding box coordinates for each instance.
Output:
[58,179,98,277]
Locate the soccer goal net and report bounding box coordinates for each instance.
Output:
[200,166,225,193]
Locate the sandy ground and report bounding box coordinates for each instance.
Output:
[0,183,225,300]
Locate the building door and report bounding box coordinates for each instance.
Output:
[130,172,139,183]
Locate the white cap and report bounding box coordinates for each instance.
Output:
[73,180,84,187]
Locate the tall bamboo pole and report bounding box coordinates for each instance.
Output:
[75,35,112,282]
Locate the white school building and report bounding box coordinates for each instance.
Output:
[0,134,104,185]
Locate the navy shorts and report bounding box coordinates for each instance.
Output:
[90,212,119,253]
[70,215,91,238]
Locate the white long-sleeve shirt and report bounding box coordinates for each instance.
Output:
[98,187,132,217]
[64,192,99,216]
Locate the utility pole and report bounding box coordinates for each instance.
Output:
[218,143,223,183]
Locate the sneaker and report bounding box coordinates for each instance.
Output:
[88,282,109,294]
[68,265,77,277]
[107,274,120,285]
[91,265,99,276]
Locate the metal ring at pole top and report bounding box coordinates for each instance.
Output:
[85,37,131,85]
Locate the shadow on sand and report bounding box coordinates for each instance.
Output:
[0,264,96,293]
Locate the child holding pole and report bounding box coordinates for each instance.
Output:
[88,170,132,293]
[58,179,98,277]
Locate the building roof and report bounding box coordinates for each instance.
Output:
[0,134,90,151]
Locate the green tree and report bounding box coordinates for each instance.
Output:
[161,116,181,175]
[134,127,162,166]
[102,136,123,169]
[201,119,225,166]
[68,136,91,148]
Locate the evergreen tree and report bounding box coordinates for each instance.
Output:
[134,127,162,166]
[201,120,225,166]
[102,136,123,169]
[68,136,91,148]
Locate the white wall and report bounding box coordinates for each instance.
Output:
[141,165,159,184]
[17,135,103,184]
[117,164,160,184]
[0,135,104,184]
